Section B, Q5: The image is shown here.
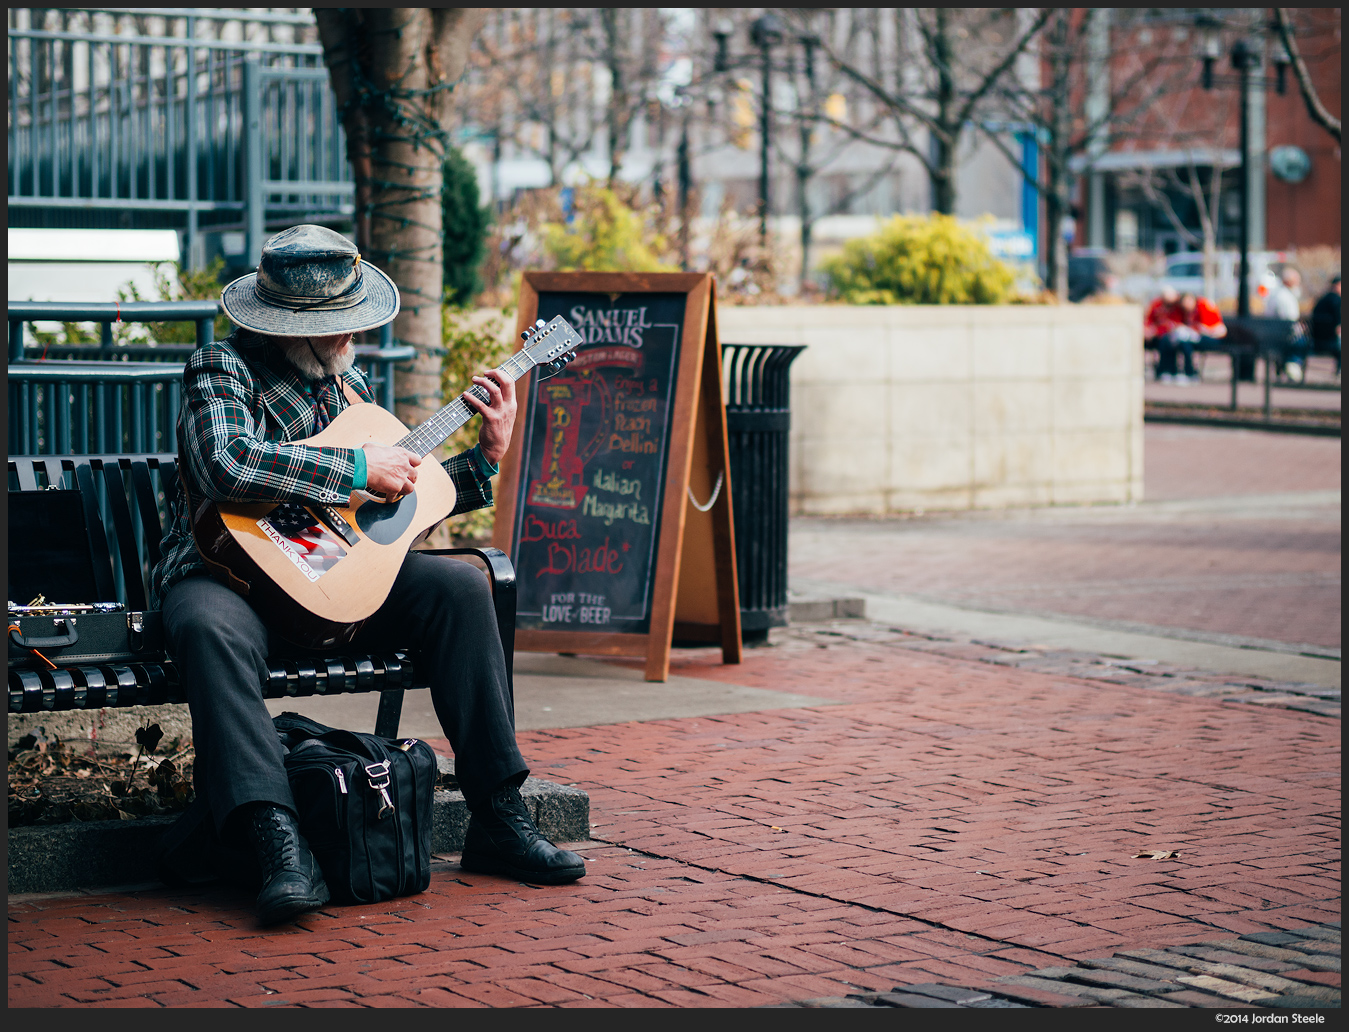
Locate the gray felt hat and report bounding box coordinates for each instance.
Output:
[220,224,400,336]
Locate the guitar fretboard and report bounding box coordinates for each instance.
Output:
[396,348,537,457]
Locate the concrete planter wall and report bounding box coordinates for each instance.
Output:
[717,304,1144,514]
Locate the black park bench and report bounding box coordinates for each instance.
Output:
[7,453,517,739]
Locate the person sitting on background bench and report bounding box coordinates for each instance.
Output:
[1309,274,1340,378]
[1267,266,1310,383]
[1145,286,1226,384]
[153,225,585,927]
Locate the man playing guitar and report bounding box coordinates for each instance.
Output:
[153,225,585,926]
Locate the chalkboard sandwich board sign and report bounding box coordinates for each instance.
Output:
[493,272,741,681]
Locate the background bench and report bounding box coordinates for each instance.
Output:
[7,453,516,739]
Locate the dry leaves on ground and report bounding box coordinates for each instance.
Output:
[8,724,196,826]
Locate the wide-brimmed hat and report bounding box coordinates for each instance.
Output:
[220,225,399,336]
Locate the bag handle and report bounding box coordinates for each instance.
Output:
[277,713,391,765]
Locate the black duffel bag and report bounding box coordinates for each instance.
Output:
[273,712,438,905]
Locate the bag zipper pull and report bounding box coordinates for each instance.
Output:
[335,767,348,794]
[364,761,395,818]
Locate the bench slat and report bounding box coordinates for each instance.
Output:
[72,460,120,603]
[11,460,39,492]
[129,458,166,568]
[100,460,149,611]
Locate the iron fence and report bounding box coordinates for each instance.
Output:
[7,8,351,265]
[9,301,411,456]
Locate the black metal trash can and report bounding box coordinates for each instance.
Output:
[722,343,806,643]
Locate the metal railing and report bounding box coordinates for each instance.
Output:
[9,300,220,357]
[9,300,412,456]
[7,8,350,265]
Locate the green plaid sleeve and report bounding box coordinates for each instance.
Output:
[444,445,494,516]
[181,343,358,506]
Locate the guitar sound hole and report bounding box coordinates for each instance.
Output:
[354,493,418,544]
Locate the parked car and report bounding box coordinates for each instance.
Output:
[1119,250,1286,305]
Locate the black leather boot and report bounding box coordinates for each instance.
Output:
[246,804,330,925]
[461,783,586,884]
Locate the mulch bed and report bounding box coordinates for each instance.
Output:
[8,723,196,827]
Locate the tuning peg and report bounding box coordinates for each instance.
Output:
[520,330,531,340]
[535,319,546,328]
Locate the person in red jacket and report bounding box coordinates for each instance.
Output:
[1145,286,1226,383]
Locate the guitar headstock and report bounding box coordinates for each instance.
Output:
[520,316,584,374]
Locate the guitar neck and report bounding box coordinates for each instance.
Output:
[395,347,537,457]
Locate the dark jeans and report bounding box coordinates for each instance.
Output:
[1153,331,1197,377]
[163,552,526,838]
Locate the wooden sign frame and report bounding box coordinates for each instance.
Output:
[492,271,741,681]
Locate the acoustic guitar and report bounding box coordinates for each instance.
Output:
[191,316,583,649]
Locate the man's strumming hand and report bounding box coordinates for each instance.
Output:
[361,444,421,498]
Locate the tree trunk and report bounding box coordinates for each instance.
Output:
[600,8,629,186]
[316,8,485,428]
[930,143,956,215]
[798,164,813,291]
[929,10,957,215]
[1042,11,1072,302]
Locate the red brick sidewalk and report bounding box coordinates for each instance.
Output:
[790,425,1343,649]
[9,633,1340,1008]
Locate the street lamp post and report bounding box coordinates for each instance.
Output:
[749,14,784,246]
[1232,38,1257,319]
[677,109,692,270]
[1197,20,1289,319]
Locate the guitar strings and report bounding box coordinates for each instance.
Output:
[395,348,535,456]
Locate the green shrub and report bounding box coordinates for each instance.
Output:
[821,214,1015,305]
[118,256,231,342]
[442,145,492,305]
[437,306,513,542]
[29,258,229,350]
[541,185,678,273]
[25,320,101,352]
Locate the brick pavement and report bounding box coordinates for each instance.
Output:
[9,626,1339,1008]
[1143,424,1341,501]
[804,621,1339,718]
[790,424,1342,650]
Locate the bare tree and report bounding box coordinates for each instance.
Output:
[979,9,1197,298]
[1273,7,1341,145]
[450,10,668,190]
[465,10,605,187]
[595,9,666,184]
[315,8,486,427]
[810,8,1052,216]
[777,12,904,290]
[1118,160,1228,299]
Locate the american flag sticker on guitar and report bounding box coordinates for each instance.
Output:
[258,503,348,582]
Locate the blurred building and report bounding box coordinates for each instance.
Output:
[1072,8,1340,255]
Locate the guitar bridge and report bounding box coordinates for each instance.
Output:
[313,505,361,546]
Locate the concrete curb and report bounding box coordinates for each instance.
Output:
[789,595,867,623]
[1144,412,1341,437]
[8,771,590,895]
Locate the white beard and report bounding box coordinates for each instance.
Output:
[276,337,356,380]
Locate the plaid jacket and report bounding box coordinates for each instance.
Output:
[150,330,494,608]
